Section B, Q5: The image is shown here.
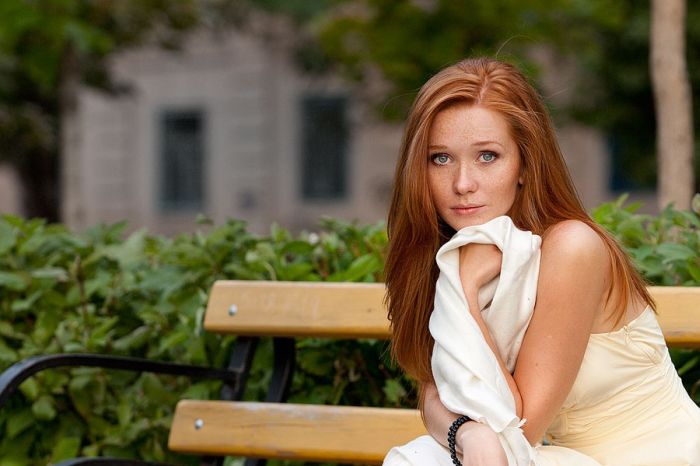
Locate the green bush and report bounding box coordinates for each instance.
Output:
[0,197,697,465]
[593,195,700,402]
[0,216,396,465]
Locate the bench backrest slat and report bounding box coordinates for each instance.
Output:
[205,281,700,347]
[650,286,700,347]
[205,281,387,338]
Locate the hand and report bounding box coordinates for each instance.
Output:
[457,422,508,466]
[459,243,502,311]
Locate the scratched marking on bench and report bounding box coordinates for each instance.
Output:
[238,289,322,318]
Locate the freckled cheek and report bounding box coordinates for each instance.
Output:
[429,171,452,194]
[427,175,448,210]
[433,189,451,211]
[491,170,520,192]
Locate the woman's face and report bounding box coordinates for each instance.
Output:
[427,103,522,231]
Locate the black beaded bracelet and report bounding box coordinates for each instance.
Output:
[447,415,471,466]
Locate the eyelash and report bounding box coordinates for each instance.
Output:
[430,153,450,165]
[478,151,498,163]
[429,151,499,165]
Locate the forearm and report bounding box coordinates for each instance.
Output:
[466,293,523,418]
[421,382,466,450]
[457,244,523,418]
[422,381,508,465]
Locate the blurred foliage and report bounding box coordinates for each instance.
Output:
[0,215,392,465]
[1,0,697,213]
[593,194,700,402]
[255,0,700,189]
[593,194,700,286]
[0,202,698,464]
[0,0,243,219]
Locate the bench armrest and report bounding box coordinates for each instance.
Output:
[0,353,238,408]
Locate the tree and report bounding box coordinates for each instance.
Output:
[650,0,694,209]
[263,0,700,204]
[0,0,243,221]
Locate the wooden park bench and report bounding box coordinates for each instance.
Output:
[0,281,698,465]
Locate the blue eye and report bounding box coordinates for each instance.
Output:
[431,153,450,165]
[479,151,497,162]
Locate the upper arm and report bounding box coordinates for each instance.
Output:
[513,220,611,444]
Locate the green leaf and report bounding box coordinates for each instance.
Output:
[31,394,57,421]
[688,261,700,284]
[182,381,214,400]
[87,316,119,350]
[139,373,178,405]
[657,243,696,263]
[156,328,189,354]
[298,348,332,376]
[82,443,99,456]
[0,338,18,363]
[68,373,93,392]
[97,229,147,269]
[676,354,700,376]
[112,326,152,352]
[196,213,214,225]
[5,408,34,438]
[30,267,69,281]
[0,271,28,291]
[0,321,20,339]
[383,379,407,404]
[10,290,42,313]
[0,457,29,466]
[692,193,700,215]
[116,398,132,428]
[122,418,150,444]
[276,262,314,281]
[18,378,39,401]
[0,221,16,254]
[327,254,381,282]
[50,437,81,462]
[282,240,314,255]
[68,386,92,420]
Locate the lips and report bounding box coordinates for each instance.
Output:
[451,205,484,214]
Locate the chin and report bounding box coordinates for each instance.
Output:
[448,213,509,231]
[449,218,488,230]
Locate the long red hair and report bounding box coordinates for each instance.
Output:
[385,57,653,384]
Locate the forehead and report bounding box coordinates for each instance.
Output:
[428,103,513,145]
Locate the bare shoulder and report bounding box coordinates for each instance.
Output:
[538,220,612,302]
[541,219,609,269]
[531,220,612,340]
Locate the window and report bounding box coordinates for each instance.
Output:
[159,110,205,211]
[300,96,348,200]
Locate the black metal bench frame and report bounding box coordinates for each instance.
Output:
[0,337,296,466]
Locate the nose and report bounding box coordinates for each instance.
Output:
[453,163,477,194]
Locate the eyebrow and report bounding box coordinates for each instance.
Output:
[472,140,505,148]
[428,140,506,150]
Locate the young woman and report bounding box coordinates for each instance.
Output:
[384,57,700,465]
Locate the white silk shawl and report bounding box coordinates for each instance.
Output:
[429,215,541,465]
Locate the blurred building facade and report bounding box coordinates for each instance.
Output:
[63,26,404,234]
[0,26,633,233]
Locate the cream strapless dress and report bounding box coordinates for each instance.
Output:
[540,305,700,465]
[384,306,700,465]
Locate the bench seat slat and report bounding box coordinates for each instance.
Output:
[168,401,426,464]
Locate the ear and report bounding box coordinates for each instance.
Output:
[518,175,524,185]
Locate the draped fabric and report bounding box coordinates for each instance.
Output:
[429,216,540,464]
